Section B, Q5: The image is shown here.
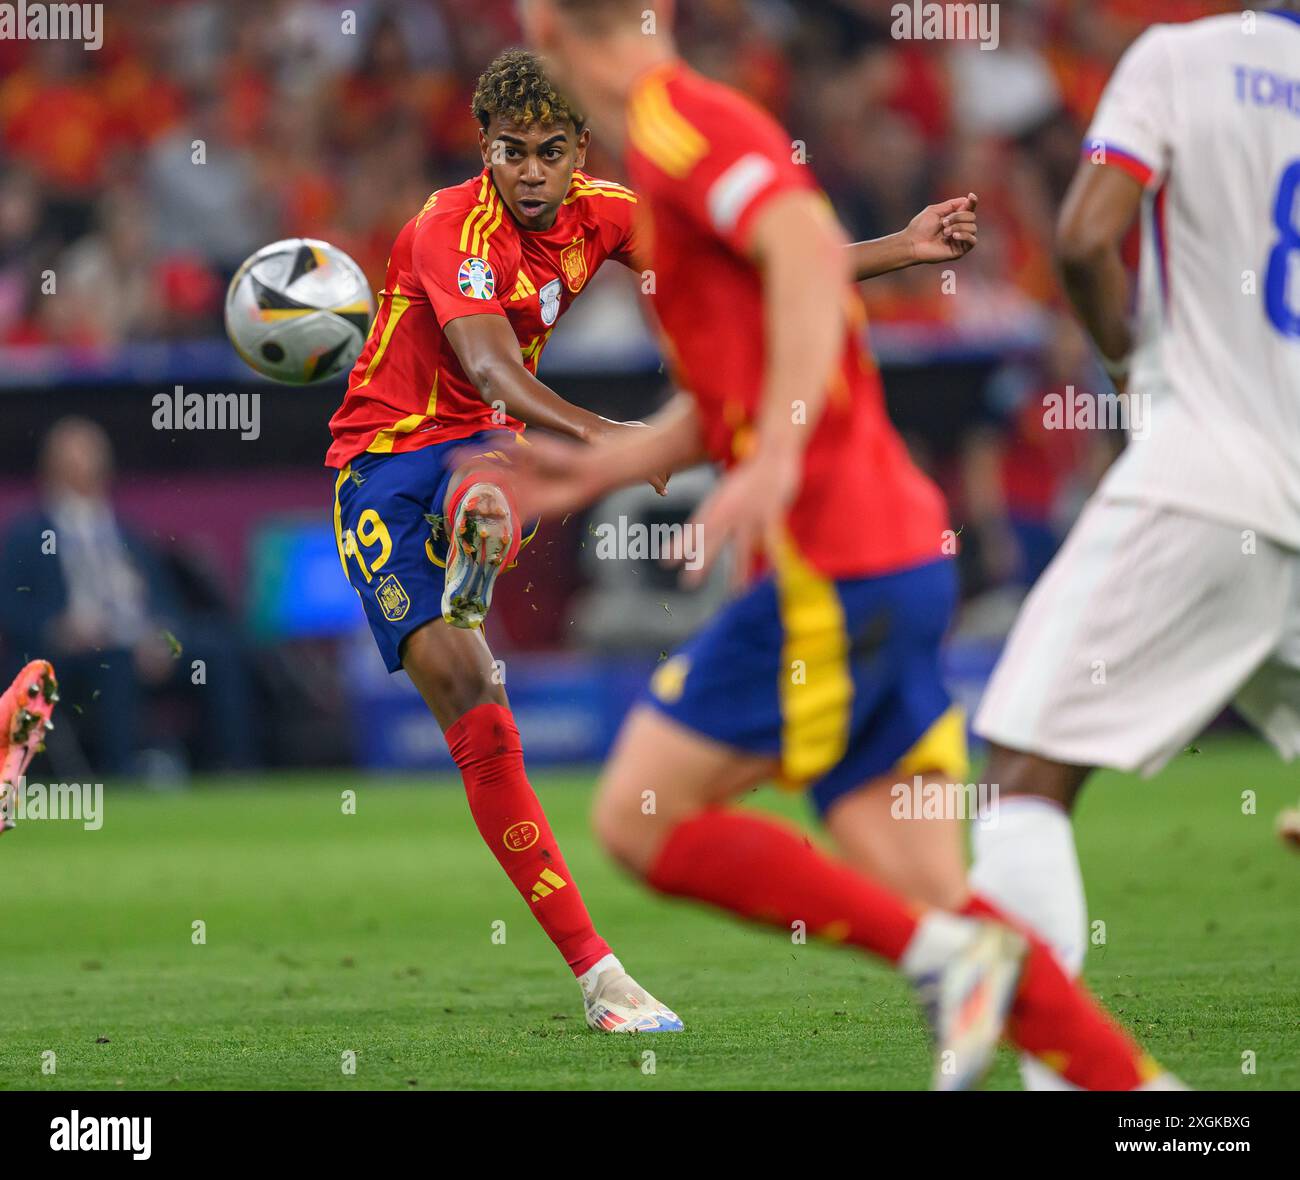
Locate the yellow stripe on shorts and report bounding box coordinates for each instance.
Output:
[332,465,361,603]
[773,534,853,785]
[896,704,969,783]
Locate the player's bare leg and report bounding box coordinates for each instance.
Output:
[822,770,968,910]
[821,754,1088,924]
[823,749,1171,1087]
[401,616,681,1033]
[0,660,59,839]
[595,705,1175,1089]
[842,747,1182,1089]
[594,706,1029,1090]
[401,618,507,728]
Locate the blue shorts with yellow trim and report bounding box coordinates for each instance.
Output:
[645,549,967,818]
[331,430,532,673]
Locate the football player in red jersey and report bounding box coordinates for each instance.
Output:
[327,47,985,1035]
[511,0,1182,1088]
[327,50,681,1032]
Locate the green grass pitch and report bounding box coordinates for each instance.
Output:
[2,735,1297,1090]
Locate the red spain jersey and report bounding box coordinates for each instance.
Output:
[624,62,948,579]
[325,168,640,468]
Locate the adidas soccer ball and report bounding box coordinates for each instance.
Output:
[225,238,375,384]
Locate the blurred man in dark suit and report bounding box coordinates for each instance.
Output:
[0,417,253,774]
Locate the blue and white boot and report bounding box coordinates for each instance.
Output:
[579,954,684,1033]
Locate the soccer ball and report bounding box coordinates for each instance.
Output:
[225,238,375,384]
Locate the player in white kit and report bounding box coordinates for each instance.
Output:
[968,3,1300,1061]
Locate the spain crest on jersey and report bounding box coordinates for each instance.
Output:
[375,574,410,622]
[560,239,587,293]
[457,257,496,300]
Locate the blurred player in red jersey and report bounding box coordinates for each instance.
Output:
[327,47,986,1035]
[512,0,1182,1088]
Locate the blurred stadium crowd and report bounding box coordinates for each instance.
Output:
[0,0,1232,346]
[0,0,1239,774]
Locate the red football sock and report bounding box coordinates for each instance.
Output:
[446,703,611,976]
[647,808,919,962]
[962,894,1158,1090]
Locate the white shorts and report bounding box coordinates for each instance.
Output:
[974,497,1300,776]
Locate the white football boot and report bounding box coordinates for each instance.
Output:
[579,954,684,1033]
[905,915,1026,1091]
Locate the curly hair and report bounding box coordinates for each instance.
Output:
[471,49,584,133]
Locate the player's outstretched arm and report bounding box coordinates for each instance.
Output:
[485,393,704,521]
[683,189,850,586]
[749,190,848,458]
[848,193,978,281]
[1056,162,1143,375]
[446,312,630,444]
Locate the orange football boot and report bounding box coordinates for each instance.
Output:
[0,660,58,837]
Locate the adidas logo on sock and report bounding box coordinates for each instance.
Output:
[529,868,567,903]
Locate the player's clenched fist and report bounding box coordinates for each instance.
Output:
[905,192,979,263]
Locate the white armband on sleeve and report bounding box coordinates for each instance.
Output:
[707,153,777,234]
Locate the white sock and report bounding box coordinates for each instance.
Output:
[899,911,977,981]
[577,953,621,999]
[969,796,1088,1091]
